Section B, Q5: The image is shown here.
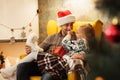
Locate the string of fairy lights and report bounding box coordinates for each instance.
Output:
[0,9,41,44]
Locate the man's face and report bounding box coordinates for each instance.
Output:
[60,22,74,35]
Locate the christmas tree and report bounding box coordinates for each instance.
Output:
[0,51,5,65]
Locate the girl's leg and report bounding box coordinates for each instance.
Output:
[0,50,39,79]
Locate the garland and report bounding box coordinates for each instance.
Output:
[0,9,41,44]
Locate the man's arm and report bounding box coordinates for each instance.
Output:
[38,36,51,52]
[25,35,53,54]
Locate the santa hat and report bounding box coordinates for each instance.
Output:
[57,10,75,27]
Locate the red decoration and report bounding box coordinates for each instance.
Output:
[37,9,42,14]
[52,46,67,57]
[104,24,120,43]
[29,23,32,27]
[57,10,72,18]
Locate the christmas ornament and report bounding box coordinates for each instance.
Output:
[10,29,15,44]
[0,9,39,40]
[21,27,26,38]
[29,22,32,27]
[37,9,42,14]
[104,17,120,43]
[10,36,15,44]
[21,31,26,38]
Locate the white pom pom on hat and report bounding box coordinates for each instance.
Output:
[57,10,75,27]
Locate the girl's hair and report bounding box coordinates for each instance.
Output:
[78,24,97,50]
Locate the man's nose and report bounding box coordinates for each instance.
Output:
[67,25,72,30]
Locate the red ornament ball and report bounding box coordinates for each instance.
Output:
[104,24,120,43]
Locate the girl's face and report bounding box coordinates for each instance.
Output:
[76,29,82,40]
[76,27,85,40]
[60,22,74,35]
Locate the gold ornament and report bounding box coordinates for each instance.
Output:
[10,36,15,44]
[21,31,26,38]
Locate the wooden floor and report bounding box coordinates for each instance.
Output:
[0,74,8,80]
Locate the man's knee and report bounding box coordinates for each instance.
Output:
[17,62,28,70]
[42,72,58,80]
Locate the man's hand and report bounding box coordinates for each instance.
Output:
[25,45,32,54]
[71,54,85,60]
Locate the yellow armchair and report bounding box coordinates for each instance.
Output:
[20,19,103,80]
[47,19,103,42]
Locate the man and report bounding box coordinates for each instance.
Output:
[17,10,85,80]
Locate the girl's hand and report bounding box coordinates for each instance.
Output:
[71,54,85,60]
[67,31,73,35]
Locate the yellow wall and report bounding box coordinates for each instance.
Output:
[0,42,26,57]
[0,42,26,65]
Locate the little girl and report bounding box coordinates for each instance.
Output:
[62,24,95,79]
[62,31,89,72]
